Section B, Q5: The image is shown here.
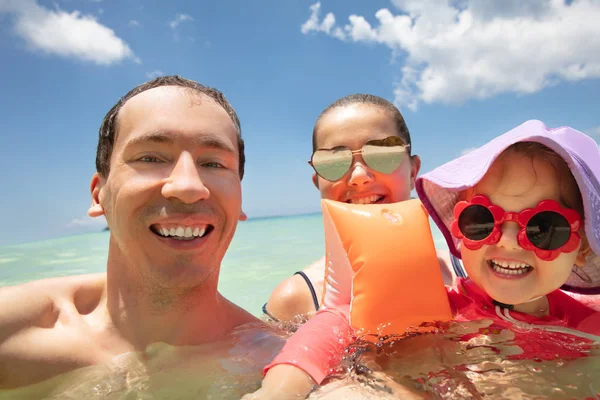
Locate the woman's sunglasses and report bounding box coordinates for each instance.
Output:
[451,195,582,261]
[308,136,410,182]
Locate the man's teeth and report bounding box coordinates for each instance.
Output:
[489,260,533,275]
[350,195,382,205]
[157,226,207,239]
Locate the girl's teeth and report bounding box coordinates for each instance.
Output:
[193,227,200,236]
[184,227,193,238]
[489,260,532,275]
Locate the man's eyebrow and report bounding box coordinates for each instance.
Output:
[124,132,236,153]
[125,132,173,147]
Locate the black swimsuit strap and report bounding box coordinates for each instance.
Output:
[294,271,320,311]
[262,302,278,321]
[261,271,321,320]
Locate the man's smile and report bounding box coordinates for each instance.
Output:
[150,223,214,241]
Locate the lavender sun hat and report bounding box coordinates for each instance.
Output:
[416,120,600,295]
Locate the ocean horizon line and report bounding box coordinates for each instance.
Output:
[245,210,322,221]
[0,211,324,249]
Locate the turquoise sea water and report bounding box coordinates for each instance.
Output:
[1,215,599,399]
[0,213,448,316]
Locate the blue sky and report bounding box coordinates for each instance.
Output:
[0,0,599,246]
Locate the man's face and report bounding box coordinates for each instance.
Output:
[312,104,420,204]
[89,86,243,287]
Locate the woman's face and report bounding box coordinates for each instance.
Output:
[312,104,420,204]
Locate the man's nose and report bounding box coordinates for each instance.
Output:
[347,161,375,187]
[161,153,210,203]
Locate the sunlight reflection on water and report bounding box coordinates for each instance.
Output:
[309,319,600,400]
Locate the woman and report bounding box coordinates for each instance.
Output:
[263,94,461,323]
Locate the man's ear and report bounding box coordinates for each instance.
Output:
[312,172,319,189]
[88,173,105,217]
[239,210,248,221]
[575,235,592,267]
[409,154,421,190]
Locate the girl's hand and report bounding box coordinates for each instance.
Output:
[241,365,316,400]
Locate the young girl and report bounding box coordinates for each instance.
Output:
[246,120,600,399]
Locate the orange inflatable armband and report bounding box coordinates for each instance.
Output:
[321,198,452,339]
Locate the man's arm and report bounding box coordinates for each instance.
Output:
[0,275,105,388]
[0,282,58,387]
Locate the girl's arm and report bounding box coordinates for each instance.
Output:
[249,306,353,399]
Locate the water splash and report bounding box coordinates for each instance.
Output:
[311,319,600,399]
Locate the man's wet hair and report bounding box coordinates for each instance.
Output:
[95,75,245,179]
[312,94,412,154]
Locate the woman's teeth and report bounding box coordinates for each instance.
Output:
[154,225,207,240]
[489,260,533,275]
[350,195,383,204]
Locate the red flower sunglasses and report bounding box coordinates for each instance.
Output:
[451,195,582,261]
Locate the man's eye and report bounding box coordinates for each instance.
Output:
[139,156,162,163]
[203,162,224,168]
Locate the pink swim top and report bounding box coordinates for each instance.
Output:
[264,278,600,384]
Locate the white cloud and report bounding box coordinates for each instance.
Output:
[146,69,164,79]
[301,0,600,111]
[128,19,140,27]
[169,13,193,29]
[0,0,138,65]
[300,2,345,39]
[68,215,106,228]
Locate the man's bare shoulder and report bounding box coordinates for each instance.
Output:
[0,274,107,388]
[0,273,106,316]
[0,273,106,335]
[218,293,261,326]
[1,273,106,292]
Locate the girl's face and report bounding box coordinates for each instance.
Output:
[460,150,587,306]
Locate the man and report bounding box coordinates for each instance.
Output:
[0,76,281,395]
